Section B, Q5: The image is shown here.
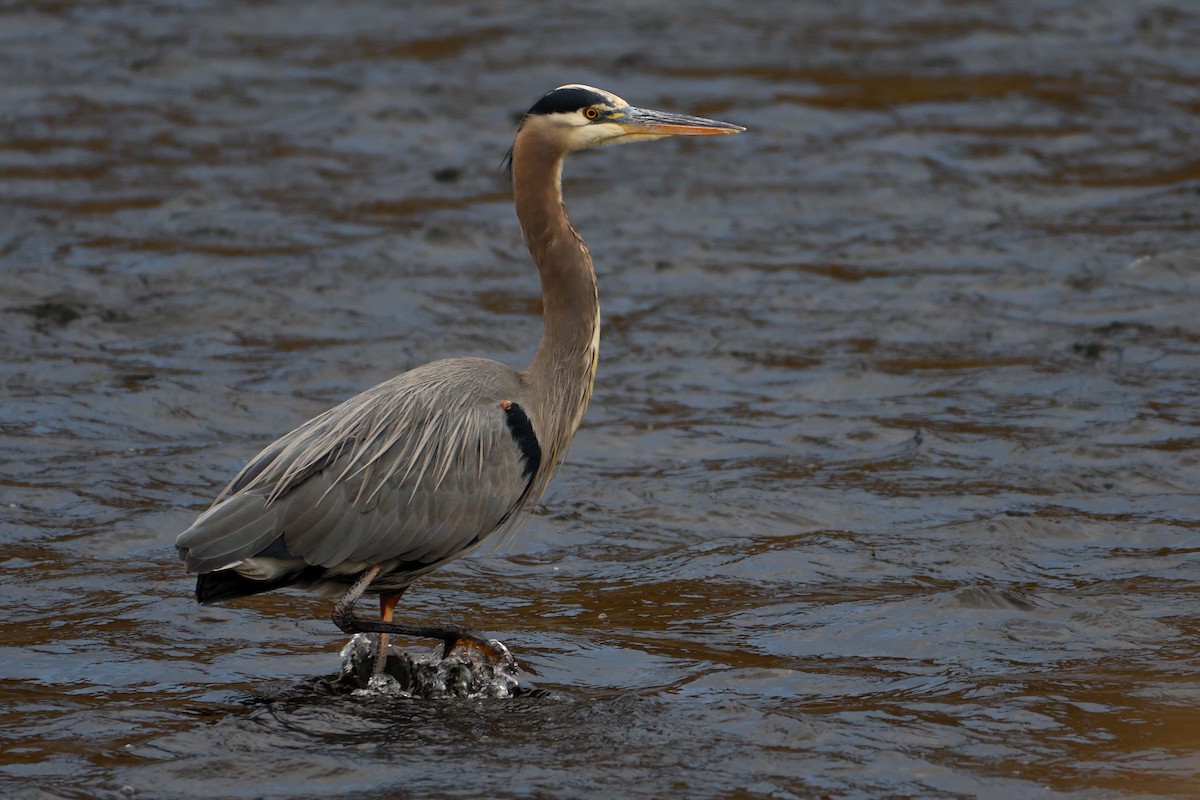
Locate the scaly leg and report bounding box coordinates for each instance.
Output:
[331,564,381,627]
[331,564,501,660]
[373,592,404,676]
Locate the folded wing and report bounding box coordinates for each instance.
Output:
[176,358,538,593]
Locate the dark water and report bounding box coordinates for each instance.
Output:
[3,1,1200,797]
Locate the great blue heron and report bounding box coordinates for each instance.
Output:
[176,84,743,676]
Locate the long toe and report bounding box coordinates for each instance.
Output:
[445,630,510,663]
[372,634,390,676]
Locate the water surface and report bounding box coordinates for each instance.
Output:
[2,1,1199,797]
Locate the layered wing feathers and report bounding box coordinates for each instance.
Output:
[177,358,534,579]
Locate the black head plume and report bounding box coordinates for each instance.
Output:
[500,145,514,182]
[526,86,612,116]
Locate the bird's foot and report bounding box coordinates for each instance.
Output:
[444,629,510,663]
[331,608,506,663]
[330,599,367,635]
[338,630,519,698]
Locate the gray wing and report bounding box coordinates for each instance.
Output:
[176,358,539,578]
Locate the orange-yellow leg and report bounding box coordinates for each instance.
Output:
[373,592,402,676]
[332,568,494,661]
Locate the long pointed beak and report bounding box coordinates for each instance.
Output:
[614,106,745,136]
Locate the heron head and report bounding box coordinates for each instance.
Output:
[518,84,744,153]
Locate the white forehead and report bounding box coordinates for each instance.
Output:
[554,84,629,109]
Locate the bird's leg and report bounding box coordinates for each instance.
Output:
[343,616,503,661]
[330,564,381,633]
[373,592,404,676]
[331,564,502,660]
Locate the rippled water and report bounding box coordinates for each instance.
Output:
[3,1,1199,798]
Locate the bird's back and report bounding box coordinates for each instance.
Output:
[176,357,541,600]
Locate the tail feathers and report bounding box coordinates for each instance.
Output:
[176,493,281,576]
[195,566,325,605]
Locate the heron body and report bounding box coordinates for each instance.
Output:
[181,359,539,599]
[176,84,743,670]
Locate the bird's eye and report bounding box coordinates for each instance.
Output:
[584,107,600,120]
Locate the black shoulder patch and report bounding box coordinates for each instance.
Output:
[501,401,542,482]
[526,86,607,116]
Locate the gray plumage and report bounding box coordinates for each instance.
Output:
[179,359,532,593]
[175,83,742,665]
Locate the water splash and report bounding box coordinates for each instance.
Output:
[337,634,521,699]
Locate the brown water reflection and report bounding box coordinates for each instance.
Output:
[3,0,1200,798]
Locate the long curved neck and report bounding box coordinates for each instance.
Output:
[511,127,600,480]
